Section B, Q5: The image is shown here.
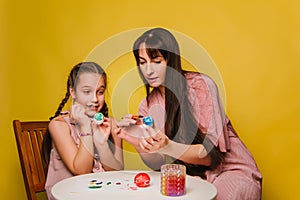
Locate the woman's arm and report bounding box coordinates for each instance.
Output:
[160,140,211,166]
[49,119,94,175]
[120,128,211,168]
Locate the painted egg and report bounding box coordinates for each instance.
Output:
[143,116,154,127]
[93,112,104,124]
[134,172,151,187]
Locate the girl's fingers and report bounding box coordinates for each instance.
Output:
[100,121,110,127]
[90,121,97,129]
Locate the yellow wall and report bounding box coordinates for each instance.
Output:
[1,0,299,199]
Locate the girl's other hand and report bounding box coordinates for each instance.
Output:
[92,117,111,145]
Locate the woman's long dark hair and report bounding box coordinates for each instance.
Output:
[133,28,224,176]
[42,62,110,167]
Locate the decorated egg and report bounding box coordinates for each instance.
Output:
[134,172,151,187]
[93,112,104,125]
[143,116,154,127]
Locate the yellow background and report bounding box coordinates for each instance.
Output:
[1,0,299,199]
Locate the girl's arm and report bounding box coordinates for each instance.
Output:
[49,119,94,175]
[93,118,124,171]
[94,140,123,171]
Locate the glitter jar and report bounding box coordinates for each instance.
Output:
[160,164,186,196]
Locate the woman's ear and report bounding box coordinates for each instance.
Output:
[69,87,76,99]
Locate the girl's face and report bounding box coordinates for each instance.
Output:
[138,43,167,89]
[70,72,105,117]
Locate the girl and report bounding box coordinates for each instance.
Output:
[42,62,123,200]
[119,28,262,200]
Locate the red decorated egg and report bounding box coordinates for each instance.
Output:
[134,172,151,187]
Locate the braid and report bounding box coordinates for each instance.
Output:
[50,92,70,120]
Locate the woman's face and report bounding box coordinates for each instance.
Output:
[71,72,105,117]
[138,43,167,88]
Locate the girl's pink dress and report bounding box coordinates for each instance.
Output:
[45,116,104,200]
[138,72,262,200]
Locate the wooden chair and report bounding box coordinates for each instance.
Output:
[13,120,49,200]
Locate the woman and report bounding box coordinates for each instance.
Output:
[42,62,123,200]
[118,28,262,200]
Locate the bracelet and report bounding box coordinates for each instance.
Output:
[80,132,93,137]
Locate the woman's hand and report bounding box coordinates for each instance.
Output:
[115,114,170,153]
[138,126,170,153]
[92,117,111,145]
[116,114,151,138]
[114,126,142,148]
[114,114,143,141]
[117,114,139,127]
[114,115,150,148]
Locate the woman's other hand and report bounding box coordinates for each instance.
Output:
[138,126,170,153]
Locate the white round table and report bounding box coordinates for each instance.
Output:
[52,170,217,200]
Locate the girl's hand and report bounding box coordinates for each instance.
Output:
[70,103,91,128]
[92,117,111,145]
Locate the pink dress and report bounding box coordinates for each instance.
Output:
[138,72,262,200]
[45,116,104,200]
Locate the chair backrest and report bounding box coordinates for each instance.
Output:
[13,120,49,200]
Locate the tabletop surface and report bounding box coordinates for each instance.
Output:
[52,170,217,200]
